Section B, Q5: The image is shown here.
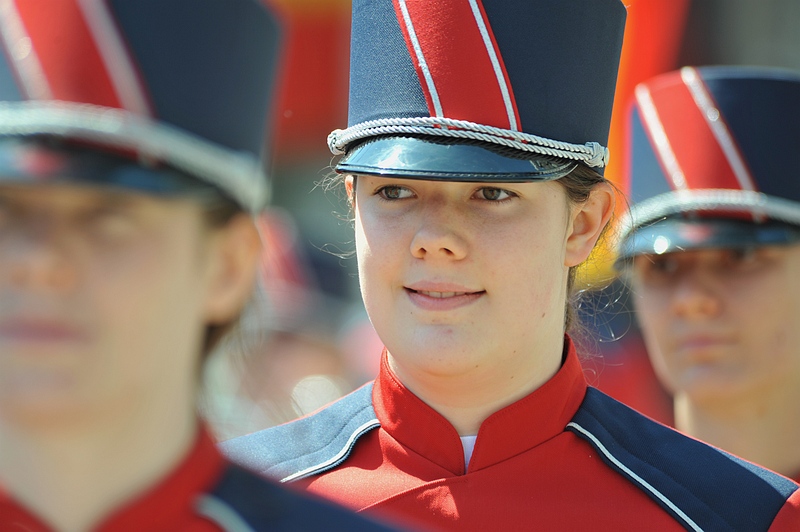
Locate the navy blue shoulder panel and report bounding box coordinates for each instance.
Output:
[568,387,797,532]
[220,383,379,482]
[200,464,397,531]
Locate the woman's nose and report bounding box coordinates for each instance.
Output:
[409,203,468,261]
[669,268,723,320]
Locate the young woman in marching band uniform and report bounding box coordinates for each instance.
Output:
[225,2,800,530]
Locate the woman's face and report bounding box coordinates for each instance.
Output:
[631,244,800,403]
[350,175,603,385]
[0,184,258,427]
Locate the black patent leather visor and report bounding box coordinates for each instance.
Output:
[0,138,227,204]
[618,217,800,264]
[336,135,577,181]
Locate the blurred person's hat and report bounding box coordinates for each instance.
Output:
[618,66,800,261]
[0,0,281,212]
[328,0,627,182]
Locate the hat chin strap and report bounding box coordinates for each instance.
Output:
[328,116,609,168]
[619,188,800,242]
[0,101,269,212]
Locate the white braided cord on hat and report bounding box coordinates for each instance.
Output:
[327,116,610,168]
[619,189,800,240]
[0,101,268,212]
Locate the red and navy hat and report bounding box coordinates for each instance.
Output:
[328,0,627,181]
[0,0,281,213]
[618,66,800,260]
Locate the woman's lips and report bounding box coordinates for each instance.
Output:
[404,286,485,311]
[0,319,89,344]
[674,335,736,358]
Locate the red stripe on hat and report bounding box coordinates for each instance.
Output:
[392,0,520,130]
[14,0,121,107]
[645,78,744,192]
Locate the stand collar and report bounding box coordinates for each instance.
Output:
[372,337,588,475]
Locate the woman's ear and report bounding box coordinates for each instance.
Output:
[564,182,615,267]
[203,214,262,325]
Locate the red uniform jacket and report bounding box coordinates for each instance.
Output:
[225,340,800,531]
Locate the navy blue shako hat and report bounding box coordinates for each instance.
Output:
[618,67,800,260]
[329,0,627,181]
[0,0,281,213]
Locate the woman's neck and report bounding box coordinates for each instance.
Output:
[0,401,197,532]
[387,334,564,436]
[674,388,800,478]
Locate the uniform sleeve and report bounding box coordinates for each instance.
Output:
[770,488,800,530]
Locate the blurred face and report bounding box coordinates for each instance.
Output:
[631,245,800,403]
[0,184,256,427]
[351,175,576,382]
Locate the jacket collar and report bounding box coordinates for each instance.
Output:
[372,337,588,475]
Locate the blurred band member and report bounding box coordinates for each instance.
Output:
[0,1,397,530]
[620,67,800,482]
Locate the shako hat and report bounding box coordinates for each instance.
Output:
[0,0,281,213]
[618,66,800,260]
[328,0,627,181]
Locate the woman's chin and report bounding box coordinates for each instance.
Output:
[387,345,490,380]
[676,368,761,405]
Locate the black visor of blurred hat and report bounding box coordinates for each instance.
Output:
[328,0,627,182]
[0,0,281,213]
[617,66,800,265]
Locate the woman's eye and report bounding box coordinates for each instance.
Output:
[648,257,670,273]
[726,247,763,270]
[636,255,681,283]
[475,187,514,201]
[653,257,679,274]
[82,208,136,235]
[733,247,757,260]
[377,186,413,200]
